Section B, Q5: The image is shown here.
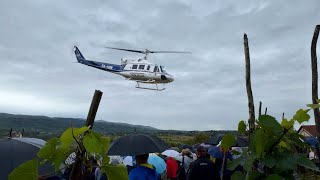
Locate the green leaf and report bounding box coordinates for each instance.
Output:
[8,158,38,180]
[37,137,59,160]
[258,115,282,133]
[296,155,319,171]
[60,126,89,148]
[238,121,246,135]
[227,157,243,170]
[83,131,103,154]
[279,141,290,150]
[293,109,310,124]
[243,154,256,172]
[255,129,266,157]
[307,104,320,109]
[231,171,245,180]
[260,156,276,168]
[102,165,128,180]
[221,133,236,150]
[281,118,294,130]
[265,174,282,180]
[317,99,320,104]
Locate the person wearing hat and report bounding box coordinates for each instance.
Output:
[186,146,220,180]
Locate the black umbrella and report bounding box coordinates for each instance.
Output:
[107,133,169,156]
[207,134,248,147]
[179,144,194,153]
[0,137,55,180]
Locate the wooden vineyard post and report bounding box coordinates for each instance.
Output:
[86,90,103,129]
[244,34,256,134]
[311,25,320,145]
[258,101,262,118]
[69,90,103,180]
[264,107,268,115]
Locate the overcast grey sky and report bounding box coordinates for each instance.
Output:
[0,0,319,130]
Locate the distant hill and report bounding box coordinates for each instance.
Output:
[0,113,159,139]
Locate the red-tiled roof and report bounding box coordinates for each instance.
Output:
[298,125,317,137]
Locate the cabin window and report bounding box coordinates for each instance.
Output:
[132,65,138,69]
[147,65,150,70]
[139,65,145,69]
[154,66,159,72]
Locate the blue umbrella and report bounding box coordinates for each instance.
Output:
[305,137,318,147]
[208,146,232,160]
[148,155,166,174]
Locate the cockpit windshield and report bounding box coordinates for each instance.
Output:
[160,66,167,73]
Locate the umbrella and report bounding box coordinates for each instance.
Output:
[0,137,55,180]
[122,154,166,174]
[107,133,169,156]
[162,149,180,158]
[180,144,195,153]
[148,154,166,174]
[168,147,180,152]
[305,137,318,147]
[207,134,248,147]
[208,146,232,160]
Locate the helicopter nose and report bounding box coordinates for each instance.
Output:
[168,76,174,82]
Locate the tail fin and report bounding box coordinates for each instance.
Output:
[74,46,86,62]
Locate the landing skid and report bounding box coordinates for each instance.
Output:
[136,82,165,91]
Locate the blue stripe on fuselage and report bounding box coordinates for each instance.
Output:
[80,60,123,72]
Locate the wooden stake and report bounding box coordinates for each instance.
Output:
[69,90,103,180]
[282,113,285,120]
[265,107,268,115]
[311,25,320,140]
[258,101,262,118]
[86,90,103,129]
[244,33,255,132]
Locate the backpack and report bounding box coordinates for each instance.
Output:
[176,156,186,180]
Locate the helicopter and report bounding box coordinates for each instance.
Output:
[74,46,191,91]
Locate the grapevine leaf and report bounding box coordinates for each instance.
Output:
[37,137,59,160]
[102,165,128,180]
[243,154,256,172]
[265,174,282,180]
[227,157,243,170]
[260,156,276,168]
[8,158,38,180]
[255,129,266,157]
[293,109,310,124]
[307,104,320,109]
[221,133,236,150]
[231,171,245,180]
[60,126,89,147]
[258,115,282,133]
[238,121,246,135]
[83,131,103,154]
[296,155,319,171]
[280,118,294,130]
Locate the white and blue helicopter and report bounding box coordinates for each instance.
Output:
[74,46,190,91]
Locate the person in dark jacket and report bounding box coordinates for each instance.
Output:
[129,154,161,180]
[186,146,220,180]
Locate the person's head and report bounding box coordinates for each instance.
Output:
[136,154,149,164]
[196,146,207,158]
[182,148,193,158]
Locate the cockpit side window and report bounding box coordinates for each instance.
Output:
[154,66,159,72]
[139,65,145,69]
[147,65,150,70]
[132,65,138,69]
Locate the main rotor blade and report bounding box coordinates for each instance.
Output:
[105,47,144,54]
[149,51,192,54]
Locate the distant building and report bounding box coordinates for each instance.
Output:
[298,125,317,137]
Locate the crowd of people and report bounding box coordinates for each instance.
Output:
[127,145,239,180]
